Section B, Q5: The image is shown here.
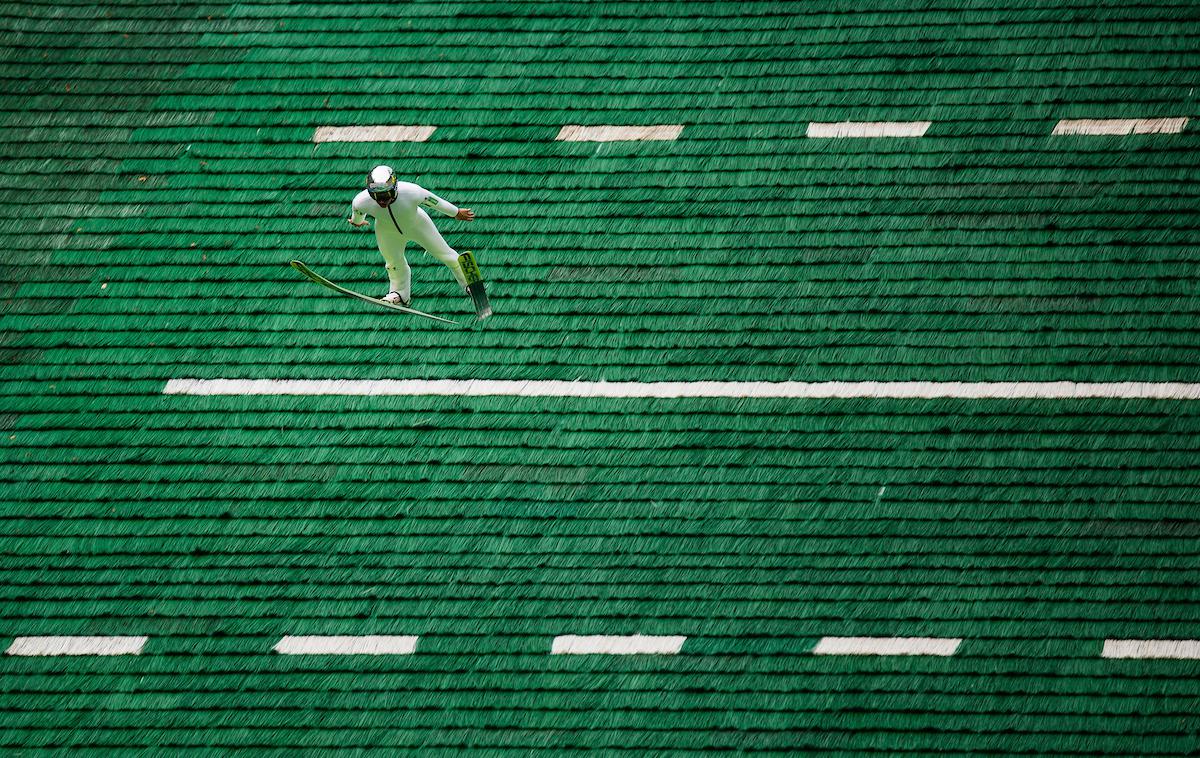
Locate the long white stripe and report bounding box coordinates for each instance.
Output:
[556,124,684,142]
[273,635,419,655]
[807,121,931,138]
[5,636,148,656]
[1052,118,1188,136]
[1102,639,1200,659]
[551,635,686,655]
[812,637,961,656]
[162,379,1200,401]
[312,125,437,143]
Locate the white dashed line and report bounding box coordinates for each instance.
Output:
[806,121,931,138]
[1052,118,1188,136]
[7,634,1200,660]
[5,636,148,656]
[556,124,684,142]
[812,637,962,656]
[551,635,686,655]
[273,635,419,655]
[163,379,1200,401]
[312,125,437,143]
[1102,640,1200,659]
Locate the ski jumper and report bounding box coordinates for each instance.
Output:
[349,182,468,299]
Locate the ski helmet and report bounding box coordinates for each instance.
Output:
[366,165,398,205]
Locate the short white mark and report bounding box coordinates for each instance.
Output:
[812,637,962,656]
[5,636,148,656]
[806,121,931,138]
[551,635,686,655]
[1052,118,1188,136]
[556,125,684,142]
[312,125,436,143]
[272,635,419,655]
[1102,640,1200,659]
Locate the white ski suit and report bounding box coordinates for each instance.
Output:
[349,182,467,299]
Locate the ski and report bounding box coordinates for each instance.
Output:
[289,260,460,325]
[458,250,492,319]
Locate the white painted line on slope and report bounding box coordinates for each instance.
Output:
[273,635,419,655]
[551,635,686,655]
[812,637,962,656]
[556,124,684,142]
[312,125,437,143]
[1102,639,1200,659]
[5,636,148,656]
[162,379,1200,401]
[806,121,932,138]
[1052,118,1188,136]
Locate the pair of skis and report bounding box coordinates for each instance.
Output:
[290,251,491,325]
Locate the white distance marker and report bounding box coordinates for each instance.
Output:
[551,635,686,655]
[273,635,419,655]
[163,379,1200,401]
[1102,640,1200,659]
[1052,118,1188,136]
[5,636,148,656]
[312,125,437,143]
[806,121,932,138]
[556,124,684,142]
[812,637,962,656]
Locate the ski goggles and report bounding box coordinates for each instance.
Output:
[368,183,397,202]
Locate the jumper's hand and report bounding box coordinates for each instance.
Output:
[347,218,369,227]
[456,208,475,221]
